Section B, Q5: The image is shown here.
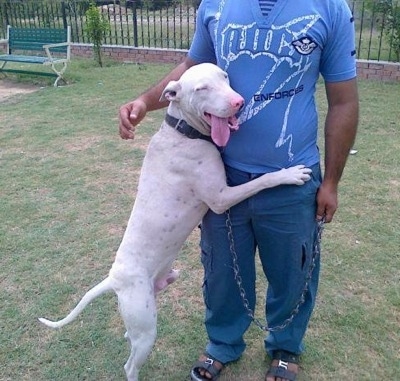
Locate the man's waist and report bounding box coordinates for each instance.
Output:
[222,156,320,175]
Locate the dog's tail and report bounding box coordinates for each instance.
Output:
[38,277,112,329]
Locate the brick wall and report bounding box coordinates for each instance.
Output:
[356,59,400,82]
[72,44,187,65]
[72,44,400,82]
[1,41,399,82]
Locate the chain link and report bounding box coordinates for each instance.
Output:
[225,209,325,332]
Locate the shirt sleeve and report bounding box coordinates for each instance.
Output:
[188,0,218,64]
[320,0,357,82]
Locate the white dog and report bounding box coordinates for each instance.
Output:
[39,63,311,381]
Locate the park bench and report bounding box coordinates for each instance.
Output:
[0,25,71,87]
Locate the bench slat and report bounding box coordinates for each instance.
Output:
[9,41,68,53]
[0,68,57,78]
[10,28,69,53]
[0,54,48,64]
[10,28,68,43]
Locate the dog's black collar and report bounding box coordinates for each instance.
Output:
[165,113,213,143]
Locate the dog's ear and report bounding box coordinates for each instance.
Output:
[160,80,182,102]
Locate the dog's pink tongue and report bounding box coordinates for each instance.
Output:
[210,115,231,147]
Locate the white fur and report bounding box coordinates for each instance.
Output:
[39,63,311,381]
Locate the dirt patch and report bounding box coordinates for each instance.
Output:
[0,79,39,101]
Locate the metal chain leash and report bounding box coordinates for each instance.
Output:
[225,209,325,332]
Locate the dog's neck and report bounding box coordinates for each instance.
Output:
[164,113,213,144]
[166,103,210,137]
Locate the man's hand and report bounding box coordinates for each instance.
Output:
[118,99,147,140]
[316,181,338,223]
[117,57,197,140]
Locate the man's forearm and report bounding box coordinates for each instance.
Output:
[324,105,358,185]
[138,57,197,112]
[324,79,359,187]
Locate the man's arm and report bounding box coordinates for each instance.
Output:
[118,56,198,140]
[317,78,359,222]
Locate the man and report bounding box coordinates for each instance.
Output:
[119,1,359,380]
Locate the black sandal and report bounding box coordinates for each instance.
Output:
[266,350,299,381]
[190,353,224,381]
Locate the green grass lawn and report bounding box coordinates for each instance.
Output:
[0,59,399,380]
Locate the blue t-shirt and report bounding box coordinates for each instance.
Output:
[189,0,357,173]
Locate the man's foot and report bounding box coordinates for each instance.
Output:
[190,353,225,380]
[265,350,299,381]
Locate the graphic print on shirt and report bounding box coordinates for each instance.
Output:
[215,5,320,162]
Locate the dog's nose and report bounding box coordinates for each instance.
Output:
[231,96,244,110]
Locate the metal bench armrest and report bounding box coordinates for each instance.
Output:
[43,42,71,62]
[42,42,70,49]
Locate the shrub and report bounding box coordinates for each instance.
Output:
[84,1,110,67]
[366,0,400,61]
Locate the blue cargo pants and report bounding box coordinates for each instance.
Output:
[200,163,322,364]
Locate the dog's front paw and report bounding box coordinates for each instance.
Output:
[281,165,312,185]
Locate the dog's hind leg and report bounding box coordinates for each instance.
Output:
[154,269,179,293]
[117,276,157,381]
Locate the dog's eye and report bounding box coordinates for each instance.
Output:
[195,85,208,91]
